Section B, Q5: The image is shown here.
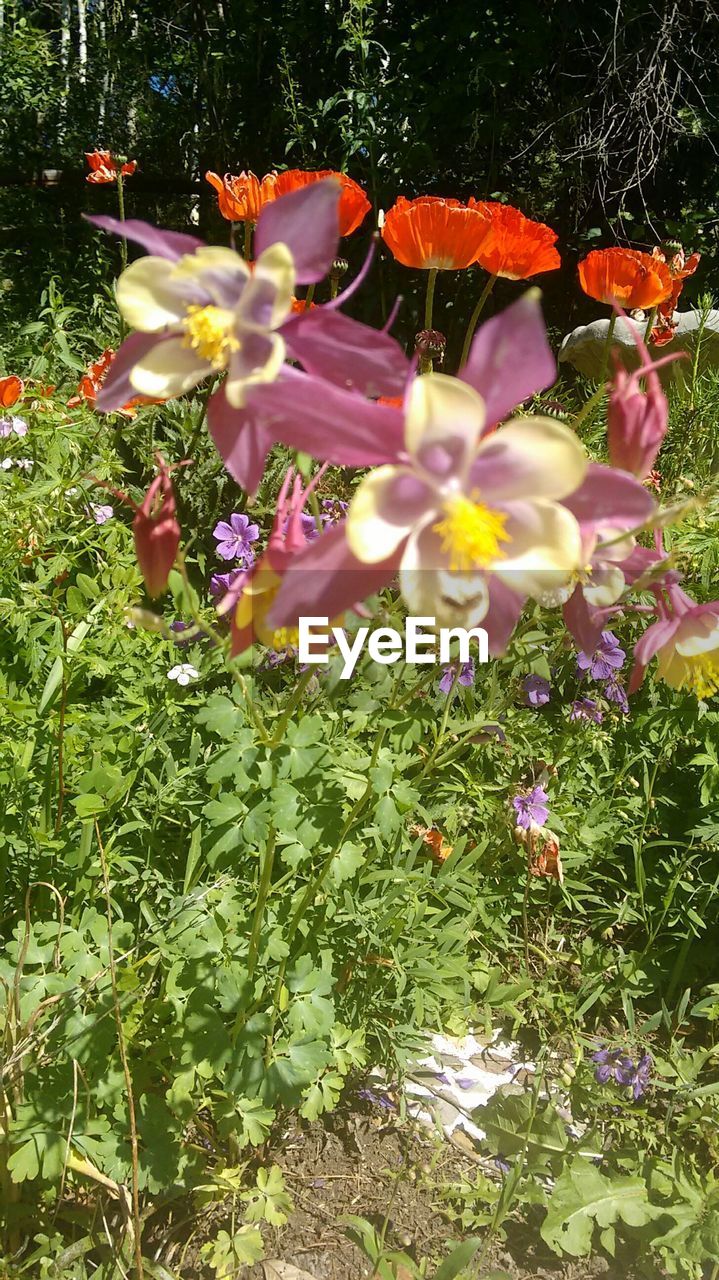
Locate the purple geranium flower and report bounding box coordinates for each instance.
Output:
[592,1046,633,1085]
[570,696,603,723]
[213,512,259,563]
[0,415,27,438]
[210,567,244,598]
[321,497,349,526]
[439,659,475,694]
[625,1053,652,1100]
[577,630,626,681]
[512,785,549,830]
[605,678,629,713]
[522,673,551,707]
[89,503,114,524]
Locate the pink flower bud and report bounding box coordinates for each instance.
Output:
[606,319,682,479]
[133,458,182,598]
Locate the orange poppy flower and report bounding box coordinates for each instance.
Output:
[68,350,162,416]
[273,169,371,236]
[467,200,561,279]
[381,196,492,270]
[205,170,278,222]
[649,245,701,345]
[86,150,137,184]
[578,248,673,309]
[0,375,24,407]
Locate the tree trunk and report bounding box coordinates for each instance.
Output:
[77,0,87,85]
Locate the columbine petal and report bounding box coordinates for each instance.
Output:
[237,243,295,331]
[562,463,655,532]
[224,333,286,408]
[254,179,341,284]
[460,290,556,430]
[116,257,190,331]
[207,383,278,495]
[346,466,432,563]
[493,499,583,596]
[129,336,211,397]
[399,522,490,629]
[96,333,168,412]
[85,214,203,261]
[267,523,400,628]
[405,374,485,480]
[470,417,587,502]
[282,307,408,397]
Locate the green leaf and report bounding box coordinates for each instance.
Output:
[541,1157,656,1257]
[432,1238,482,1280]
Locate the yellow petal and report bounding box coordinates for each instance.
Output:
[129,337,211,397]
[224,333,287,408]
[346,465,432,564]
[116,257,187,331]
[405,374,485,476]
[495,500,583,597]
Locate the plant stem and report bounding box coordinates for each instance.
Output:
[270,668,315,746]
[598,310,617,384]
[571,382,606,433]
[643,306,657,344]
[185,374,217,458]
[95,822,143,1280]
[303,283,316,311]
[424,267,438,330]
[460,273,497,368]
[116,175,127,341]
[247,824,277,979]
[243,221,253,261]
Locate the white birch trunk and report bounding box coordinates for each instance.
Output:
[77,0,87,85]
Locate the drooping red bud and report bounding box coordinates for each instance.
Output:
[132,458,182,597]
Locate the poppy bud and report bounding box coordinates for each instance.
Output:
[330,257,349,282]
[414,329,446,363]
[660,239,683,259]
[133,459,182,597]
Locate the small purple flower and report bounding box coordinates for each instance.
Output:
[170,620,192,648]
[89,503,114,524]
[439,659,475,694]
[605,678,629,714]
[522,674,551,707]
[212,512,259,562]
[625,1053,652,1100]
[577,630,626,681]
[512,784,549,830]
[321,497,349,526]
[0,415,27,438]
[357,1087,395,1111]
[209,567,244,599]
[570,697,603,723]
[592,1047,633,1085]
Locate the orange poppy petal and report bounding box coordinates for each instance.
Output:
[467,200,561,279]
[0,375,24,407]
[381,195,492,270]
[273,169,370,236]
[578,248,673,309]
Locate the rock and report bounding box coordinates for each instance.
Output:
[558,310,719,384]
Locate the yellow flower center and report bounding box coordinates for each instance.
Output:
[678,654,719,700]
[433,494,510,572]
[182,304,238,368]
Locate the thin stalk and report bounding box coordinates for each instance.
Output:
[571,383,606,433]
[95,822,143,1280]
[460,273,497,368]
[643,306,657,344]
[270,668,315,746]
[303,283,316,312]
[416,665,460,780]
[424,267,438,330]
[247,824,277,979]
[116,174,127,340]
[522,844,533,972]
[598,310,617,384]
[185,374,217,458]
[243,221,253,261]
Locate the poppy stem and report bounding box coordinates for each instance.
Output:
[460,273,497,369]
[598,310,617,384]
[116,174,127,341]
[304,283,316,311]
[244,220,253,261]
[424,267,438,331]
[642,306,657,345]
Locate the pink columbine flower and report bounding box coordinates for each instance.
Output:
[86,182,408,493]
[607,316,682,479]
[629,585,719,699]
